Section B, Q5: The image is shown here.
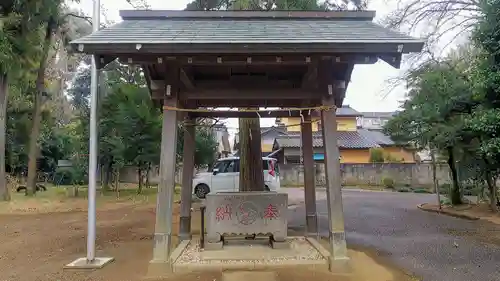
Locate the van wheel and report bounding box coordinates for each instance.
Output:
[195,184,210,199]
[265,185,270,191]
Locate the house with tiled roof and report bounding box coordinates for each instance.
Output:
[272,105,416,163]
[233,126,289,156]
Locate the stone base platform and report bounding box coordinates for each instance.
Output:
[170,236,330,273]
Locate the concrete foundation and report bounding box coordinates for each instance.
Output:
[166,236,330,274]
[64,257,114,269]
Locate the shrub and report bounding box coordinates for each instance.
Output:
[413,188,431,194]
[369,148,385,163]
[439,183,451,194]
[53,168,75,185]
[440,198,451,205]
[53,165,88,186]
[382,177,395,189]
[384,153,403,163]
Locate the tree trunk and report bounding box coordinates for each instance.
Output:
[431,148,441,209]
[446,147,462,205]
[485,172,497,212]
[102,161,112,191]
[238,117,264,191]
[478,181,486,203]
[114,168,120,197]
[145,163,151,188]
[0,73,10,201]
[137,166,143,194]
[26,22,54,196]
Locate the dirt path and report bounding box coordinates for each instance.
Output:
[0,201,414,281]
[0,205,157,281]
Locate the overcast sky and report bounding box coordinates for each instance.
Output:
[79,0,412,130]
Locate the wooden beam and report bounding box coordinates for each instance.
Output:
[163,62,181,99]
[97,55,117,69]
[189,100,318,108]
[187,110,319,118]
[188,99,318,108]
[180,69,195,90]
[182,89,318,100]
[193,79,300,90]
[379,54,402,69]
[302,63,318,88]
[317,59,350,107]
[116,54,380,66]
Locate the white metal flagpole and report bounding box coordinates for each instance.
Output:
[65,0,114,269]
[86,0,100,262]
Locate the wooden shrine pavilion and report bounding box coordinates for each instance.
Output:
[71,9,424,274]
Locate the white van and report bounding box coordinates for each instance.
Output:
[192,156,280,199]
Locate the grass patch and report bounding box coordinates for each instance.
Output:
[0,183,182,214]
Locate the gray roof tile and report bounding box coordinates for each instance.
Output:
[358,129,395,146]
[72,12,424,48]
[336,105,362,116]
[234,126,288,144]
[275,131,380,149]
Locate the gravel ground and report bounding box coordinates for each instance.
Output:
[287,189,500,281]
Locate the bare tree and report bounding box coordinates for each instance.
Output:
[384,0,481,57]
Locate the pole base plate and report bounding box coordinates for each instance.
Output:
[64,257,114,269]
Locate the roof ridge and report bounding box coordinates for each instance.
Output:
[119,10,377,20]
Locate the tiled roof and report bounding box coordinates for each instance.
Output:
[275,131,380,149]
[358,129,395,146]
[361,112,396,118]
[234,126,288,144]
[284,131,323,137]
[235,126,288,136]
[337,105,362,116]
[71,11,424,53]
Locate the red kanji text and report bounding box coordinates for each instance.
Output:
[215,205,232,221]
[263,204,279,219]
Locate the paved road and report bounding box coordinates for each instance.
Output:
[286,189,500,281]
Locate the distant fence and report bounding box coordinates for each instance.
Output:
[116,163,451,188]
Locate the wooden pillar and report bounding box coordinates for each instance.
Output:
[321,96,349,271]
[149,65,180,276]
[179,115,196,241]
[301,113,317,236]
